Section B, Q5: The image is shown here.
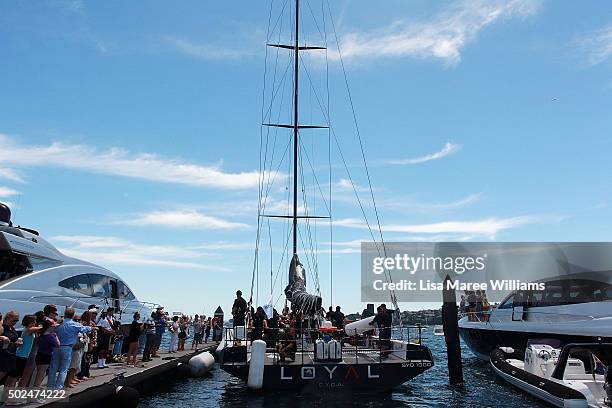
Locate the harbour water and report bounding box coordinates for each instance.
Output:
[140,330,548,407]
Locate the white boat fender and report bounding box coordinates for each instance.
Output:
[344,316,375,336]
[499,347,514,354]
[247,339,267,390]
[189,351,215,377]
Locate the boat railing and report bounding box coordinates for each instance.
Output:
[460,310,597,324]
[222,324,426,366]
[25,294,160,318]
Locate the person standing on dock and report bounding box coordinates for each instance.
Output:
[77,309,97,381]
[47,308,92,389]
[191,315,204,350]
[168,316,180,353]
[142,312,156,362]
[232,290,247,327]
[204,317,211,343]
[125,312,142,367]
[151,306,166,358]
[96,307,116,368]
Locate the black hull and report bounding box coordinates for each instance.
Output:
[221,360,433,392]
[459,326,611,360]
[490,348,587,406]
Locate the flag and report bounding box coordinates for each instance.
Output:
[263,297,273,319]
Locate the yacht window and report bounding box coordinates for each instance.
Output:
[59,275,93,296]
[117,280,135,300]
[542,283,564,305]
[28,256,62,271]
[529,279,612,307]
[0,250,33,282]
[90,275,112,298]
[498,295,513,309]
[567,279,612,304]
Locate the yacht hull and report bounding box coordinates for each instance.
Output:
[459,326,611,360]
[219,343,434,392]
[221,359,433,392]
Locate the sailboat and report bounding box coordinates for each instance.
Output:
[217,0,434,392]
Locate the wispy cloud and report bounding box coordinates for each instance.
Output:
[163,36,256,60]
[379,193,482,214]
[0,186,19,198]
[51,235,230,271]
[51,0,84,13]
[334,0,541,65]
[573,24,612,66]
[0,134,268,189]
[383,142,460,165]
[121,209,250,230]
[334,215,543,238]
[0,168,25,183]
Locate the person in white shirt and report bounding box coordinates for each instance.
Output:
[168,316,179,353]
[96,308,115,368]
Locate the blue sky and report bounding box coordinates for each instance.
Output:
[1,0,611,316]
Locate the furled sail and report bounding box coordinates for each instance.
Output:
[284,254,322,315]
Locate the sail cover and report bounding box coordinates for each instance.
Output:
[284,254,322,315]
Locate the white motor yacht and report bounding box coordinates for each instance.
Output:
[0,203,153,327]
[459,272,612,360]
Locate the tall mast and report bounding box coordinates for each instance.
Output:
[292,0,299,256]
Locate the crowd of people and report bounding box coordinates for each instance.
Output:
[0,304,216,402]
[460,290,491,321]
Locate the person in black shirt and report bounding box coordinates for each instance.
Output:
[369,304,392,357]
[125,312,142,367]
[325,306,333,321]
[266,309,280,348]
[250,307,268,341]
[232,290,248,327]
[332,306,345,329]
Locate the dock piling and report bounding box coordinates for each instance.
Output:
[442,274,464,384]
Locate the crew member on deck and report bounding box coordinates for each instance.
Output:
[332,306,345,330]
[276,329,296,362]
[369,304,392,357]
[325,306,333,321]
[250,307,268,341]
[232,290,247,327]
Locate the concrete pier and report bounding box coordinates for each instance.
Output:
[17,342,218,408]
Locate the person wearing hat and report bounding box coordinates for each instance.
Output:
[96,307,115,368]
